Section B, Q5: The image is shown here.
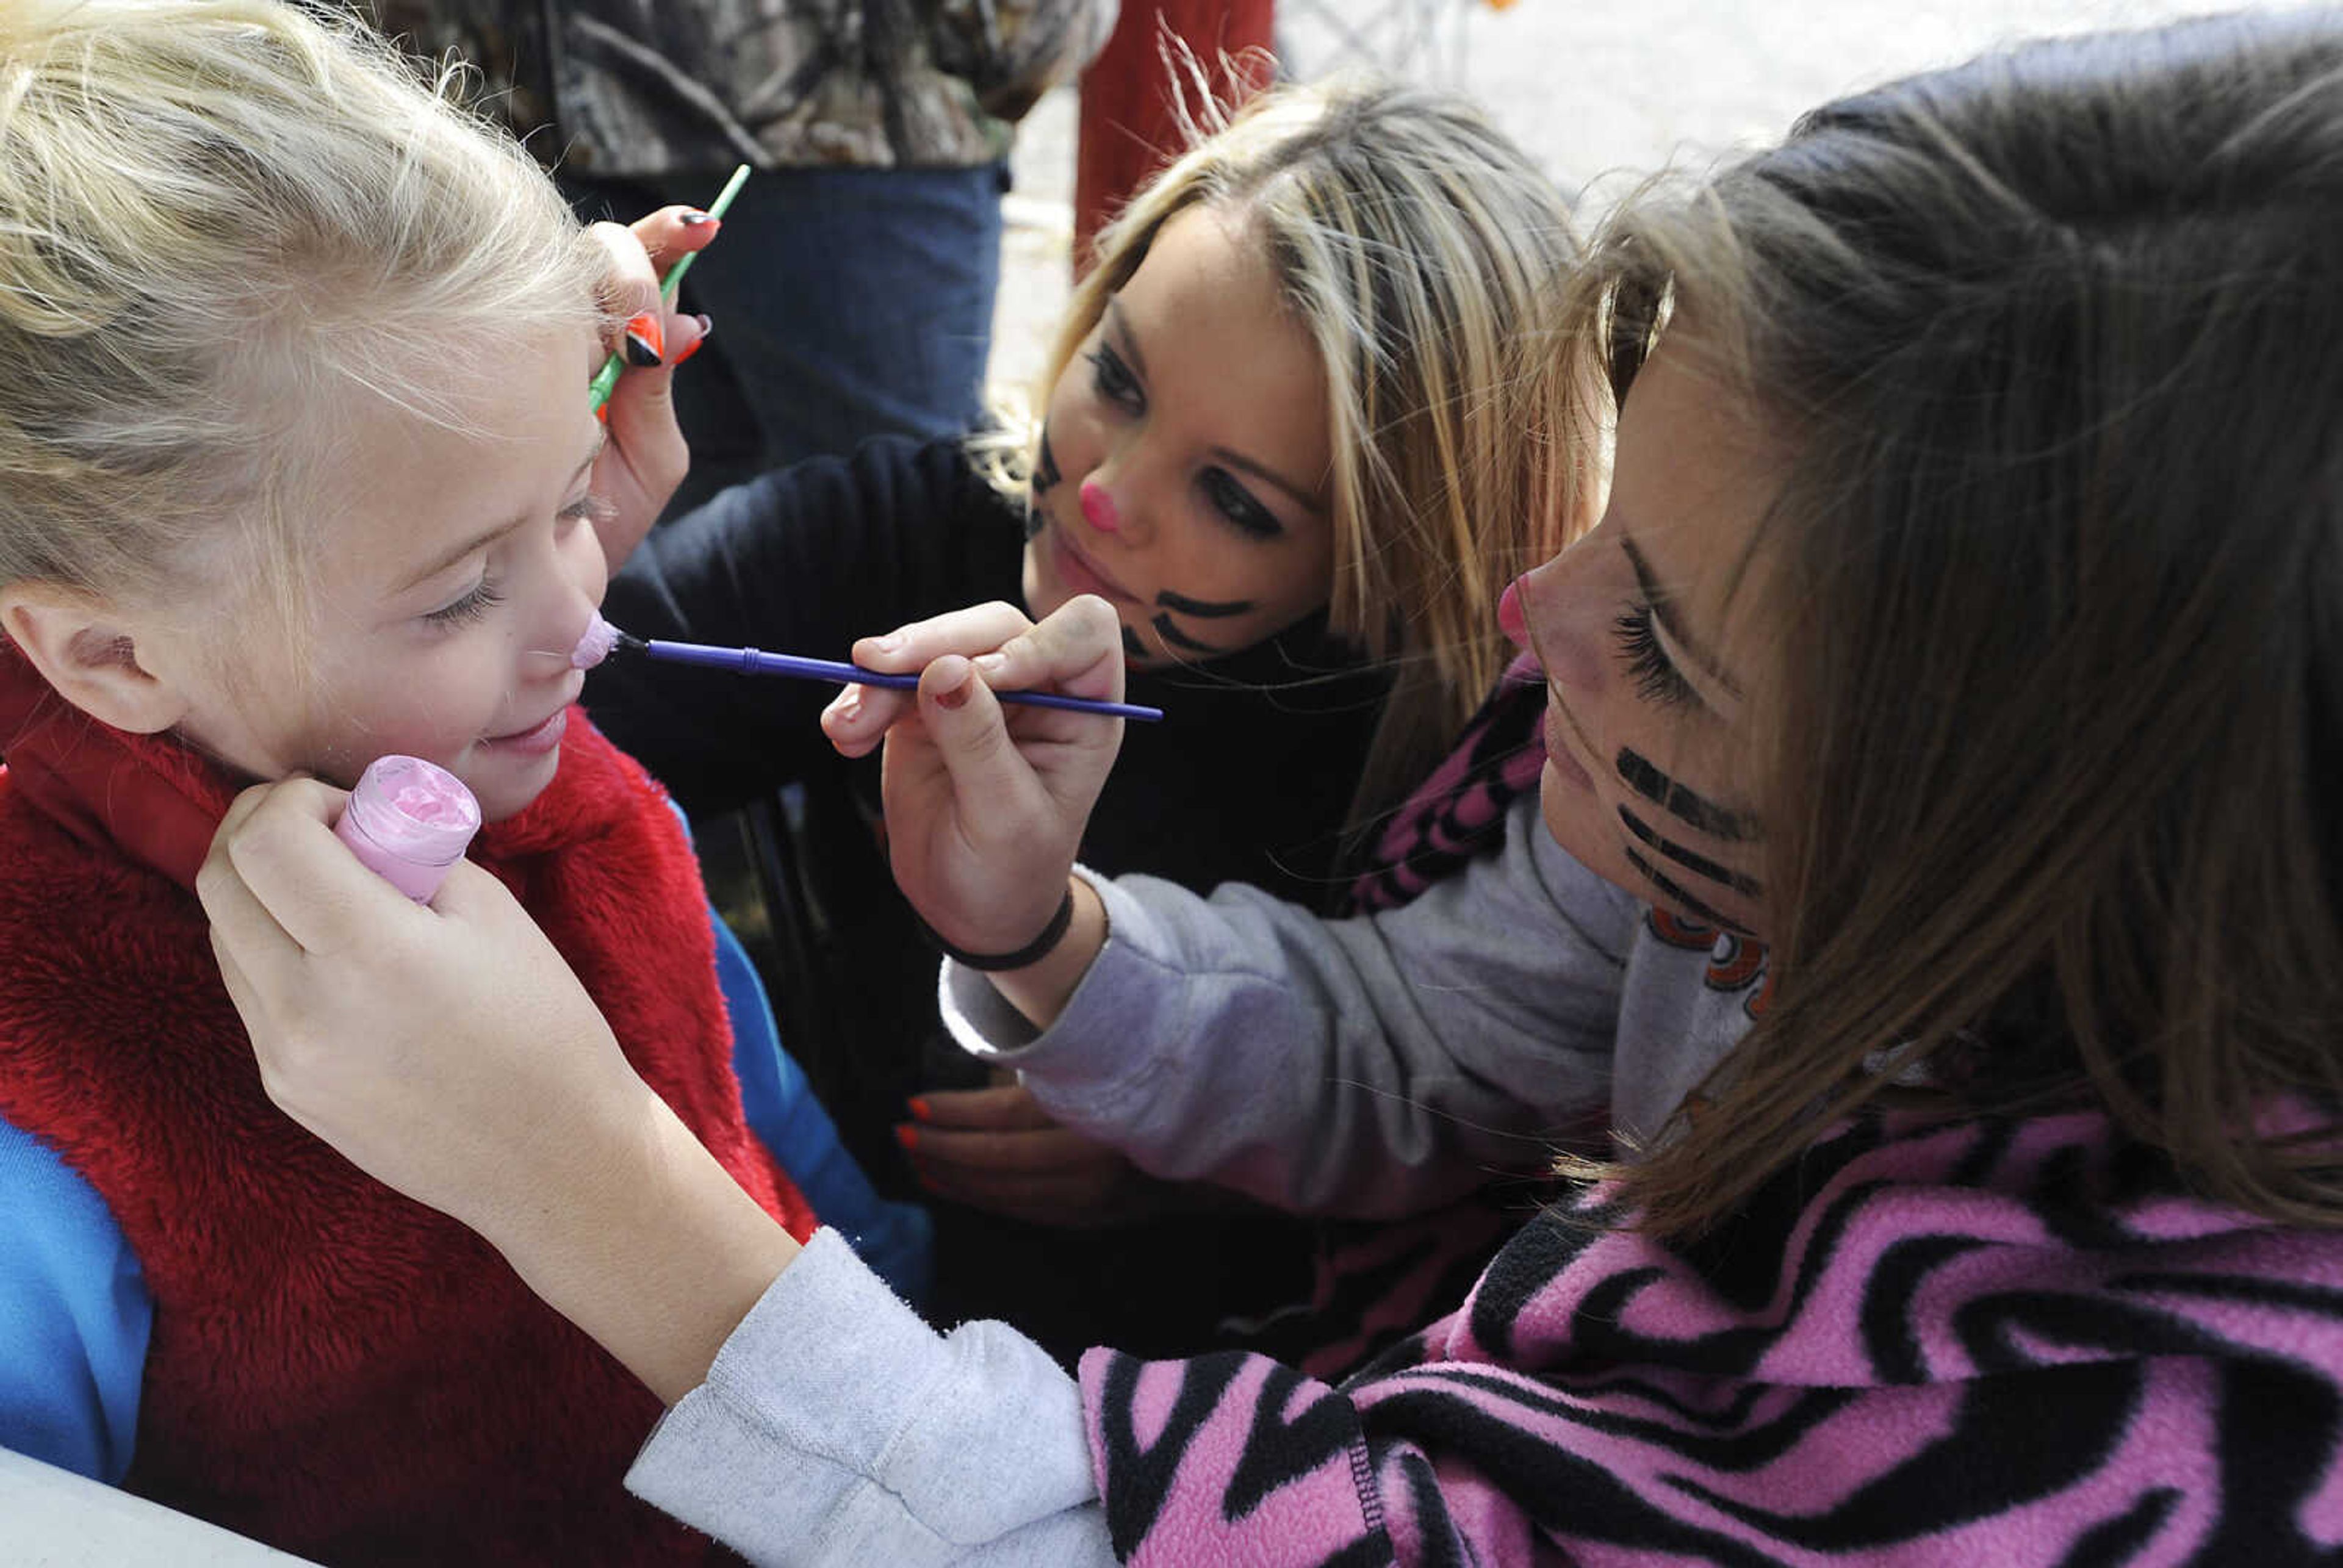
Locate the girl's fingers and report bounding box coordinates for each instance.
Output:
[848,600,1038,674]
[200,777,394,962]
[898,1120,1119,1176]
[823,600,1039,755]
[968,594,1126,703]
[909,1084,1062,1132]
[626,203,722,274]
[829,594,1125,760]
[906,1161,1131,1229]
[583,220,663,354]
[819,677,917,758]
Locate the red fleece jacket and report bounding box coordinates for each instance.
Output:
[0,645,816,1565]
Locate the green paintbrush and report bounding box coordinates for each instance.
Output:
[586,162,750,414]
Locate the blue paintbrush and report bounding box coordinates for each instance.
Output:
[579,619,1162,723]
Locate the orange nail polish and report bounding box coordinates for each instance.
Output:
[622,311,664,367]
[894,1123,920,1152]
[906,1096,932,1123]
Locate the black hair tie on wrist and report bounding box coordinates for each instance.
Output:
[915,888,1076,971]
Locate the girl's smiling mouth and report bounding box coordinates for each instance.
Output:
[483,707,569,754]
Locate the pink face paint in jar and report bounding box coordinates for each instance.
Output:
[333,755,482,902]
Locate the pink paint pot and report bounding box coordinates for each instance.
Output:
[333,755,483,902]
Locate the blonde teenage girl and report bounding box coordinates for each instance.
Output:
[579,72,1585,1345]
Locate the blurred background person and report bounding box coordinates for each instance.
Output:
[368,0,1116,512]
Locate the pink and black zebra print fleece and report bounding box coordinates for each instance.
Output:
[1084,1108,2343,1564]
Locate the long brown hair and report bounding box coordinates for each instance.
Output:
[1555,11,2343,1235]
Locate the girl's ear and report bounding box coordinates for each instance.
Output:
[0,583,191,735]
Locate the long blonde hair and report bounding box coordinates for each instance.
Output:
[1553,11,2343,1237]
[0,0,602,654]
[986,73,1593,830]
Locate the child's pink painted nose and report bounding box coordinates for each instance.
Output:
[570,613,620,670]
[1079,480,1121,534]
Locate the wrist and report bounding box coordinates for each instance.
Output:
[913,887,1076,970]
[489,1087,801,1404]
[988,874,1109,1031]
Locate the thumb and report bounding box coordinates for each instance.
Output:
[915,653,1026,811]
[602,311,699,438]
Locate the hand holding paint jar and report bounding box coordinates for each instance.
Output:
[333,755,483,902]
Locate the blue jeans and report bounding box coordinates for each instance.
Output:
[566,163,1007,515]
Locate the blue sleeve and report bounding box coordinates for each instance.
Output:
[710,907,934,1307]
[0,1116,149,1482]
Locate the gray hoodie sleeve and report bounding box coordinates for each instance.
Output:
[940,796,1644,1217]
[628,1230,1113,1567]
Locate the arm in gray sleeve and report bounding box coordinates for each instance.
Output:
[628,1231,1114,1567]
[940,796,1641,1218]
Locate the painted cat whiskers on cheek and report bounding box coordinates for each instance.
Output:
[1612,747,1762,935]
[1615,805,1761,897]
[1156,589,1252,619]
[1149,614,1229,655]
[1145,588,1254,658]
[1615,747,1758,842]
[1023,428,1063,542]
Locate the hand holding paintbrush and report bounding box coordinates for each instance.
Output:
[572,613,1163,723]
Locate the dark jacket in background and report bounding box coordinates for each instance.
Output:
[364,0,1114,170]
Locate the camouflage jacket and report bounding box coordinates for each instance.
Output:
[366,0,1114,173]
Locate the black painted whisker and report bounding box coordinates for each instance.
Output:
[1617,806,1762,897]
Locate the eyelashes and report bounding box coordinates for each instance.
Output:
[1198,466,1281,541]
[561,493,616,529]
[423,577,504,628]
[1086,347,1142,414]
[423,492,604,630]
[1613,603,1696,708]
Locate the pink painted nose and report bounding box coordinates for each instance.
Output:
[1497,577,1531,651]
[570,613,621,670]
[1079,480,1121,534]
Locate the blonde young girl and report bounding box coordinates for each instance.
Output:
[0,3,871,1561]
[212,9,2343,1563]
